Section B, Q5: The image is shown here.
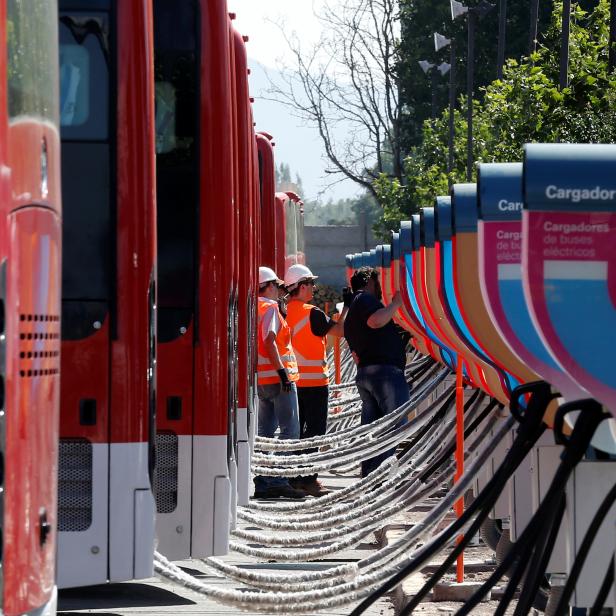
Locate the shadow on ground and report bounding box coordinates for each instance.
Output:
[58,582,196,611]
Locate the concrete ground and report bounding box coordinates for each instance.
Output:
[57,468,520,616]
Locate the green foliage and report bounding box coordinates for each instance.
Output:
[375,0,616,237]
[275,161,380,226]
[397,0,554,151]
[304,192,381,226]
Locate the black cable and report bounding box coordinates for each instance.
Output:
[401,424,546,616]
[512,494,566,616]
[455,399,605,616]
[552,482,616,615]
[397,390,458,458]
[588,561,614,616]
[416,395,497,482]
[492,531,537,616]
[513,403,610,616]
[397,390,557,615]
[351,383,557,616]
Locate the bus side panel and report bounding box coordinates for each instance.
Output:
[256,134,276,270]
[191,0,234,557]
[4,207,61,615]
[108,0,156,583]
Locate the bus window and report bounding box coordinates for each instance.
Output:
[59,13,109,140]
[285,198,297,265]
[154,0,198,334]
[7,0,59,123]
[59,12,111,309]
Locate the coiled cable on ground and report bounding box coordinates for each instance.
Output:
[254,365,447,452]
[204,405,502,597]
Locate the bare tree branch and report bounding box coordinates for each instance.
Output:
[265,0,402,205]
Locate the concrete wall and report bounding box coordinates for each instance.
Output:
[304,224,375,288]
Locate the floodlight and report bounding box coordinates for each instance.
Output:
[450,0,468,20]
[418,60,435,74]
[438,62,451,76]
[434,32,451,52]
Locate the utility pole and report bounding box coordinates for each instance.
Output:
[434,34,456,184]
[529,0,539,55]
[559,0,571,88]
[497,0,507,79]
[450,0,494,181]
[609,0,616,71]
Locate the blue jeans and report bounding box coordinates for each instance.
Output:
[254,383,300,491]
[356,364,410,477]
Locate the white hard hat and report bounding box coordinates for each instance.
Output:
[259,266,283,286]
[284,264,319,290]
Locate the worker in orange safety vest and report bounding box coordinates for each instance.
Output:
[254,266,306,500]
[283,264,353,497]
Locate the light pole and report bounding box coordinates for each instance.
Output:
[559,0,571,88]
[418,60,451,119]
[529,0,539,55]
[450,0,494,181]
[610,0,616,71]
[496,0,507,79]
[434,32,456,182]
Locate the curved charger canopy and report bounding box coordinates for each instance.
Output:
[451,183,537,392]
[399,221,441,360]
[476,161,586,407]
[432,197,510,402]
[409,214,457,370]
[523,143,616,418]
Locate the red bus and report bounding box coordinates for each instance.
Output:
[57,0,156,587]
[232,28,258,507]
[257,134,305,278]
[154,0,234,560]
[256,132,280,272]
[1,1,61,613]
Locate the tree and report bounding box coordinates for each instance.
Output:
[267,0,403,201]
[375,0,616,236]
[397,0,560,153]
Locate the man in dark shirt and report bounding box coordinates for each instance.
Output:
[344,267,410,477]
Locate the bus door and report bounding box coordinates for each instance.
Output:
[154,0,233,559]
[232,28,254,506]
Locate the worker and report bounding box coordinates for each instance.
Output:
[284,264,353,496]
[343,266,410,477]
[254,266,306,499]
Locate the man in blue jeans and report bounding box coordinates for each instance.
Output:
[344,267,411,477]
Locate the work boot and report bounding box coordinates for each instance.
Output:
[267,485,307,499]
[297,479,330,497]
[253,485,306,499]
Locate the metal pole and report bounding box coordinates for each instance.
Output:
[497,0,507,79]
[431,68,437,119]
[610,0,616,71]
[447,42,456,184]
[529,0,539,55]
[455,355,465,583]
[559,0,571,88]
[466,11,475,182]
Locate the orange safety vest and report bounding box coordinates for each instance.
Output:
[257,298,299,386]
[285,300,329,387]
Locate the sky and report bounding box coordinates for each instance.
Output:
[227,0,360,203]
